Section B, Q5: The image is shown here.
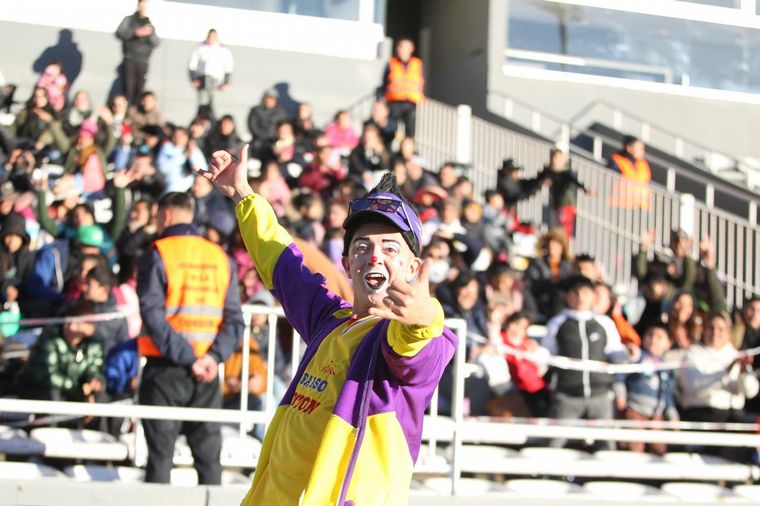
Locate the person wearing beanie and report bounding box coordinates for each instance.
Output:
[201,144,457,505]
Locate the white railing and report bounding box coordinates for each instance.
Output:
[3,305,760,495]
[693,201,760,308]
[415,98,760,302]
[505,48,674,84]
[493,91,760,193]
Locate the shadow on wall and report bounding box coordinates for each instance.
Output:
[32,29,83,91]
[273,82,299,119]
[106,63,125,105]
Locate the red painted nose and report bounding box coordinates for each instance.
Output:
[370,255,378,264]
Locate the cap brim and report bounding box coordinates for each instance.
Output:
[343,209,412,236]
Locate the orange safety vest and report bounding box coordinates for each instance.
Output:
[137,235,231,358]
[610,153,652,210]
[384,56,424,104]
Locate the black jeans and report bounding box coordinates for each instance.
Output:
[139,360,222,484]
[122,58,149,105]
[388,100,417,138]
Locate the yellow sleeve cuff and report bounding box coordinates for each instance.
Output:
[386,298,445,357]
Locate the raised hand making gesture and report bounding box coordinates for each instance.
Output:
[200,143,253,203]
[368,259,437,328]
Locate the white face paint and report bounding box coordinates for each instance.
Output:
[343,222,420,316]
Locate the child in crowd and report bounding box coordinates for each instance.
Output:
[17,301,104,403]
[501,311,550,417]
[613,323,678,455]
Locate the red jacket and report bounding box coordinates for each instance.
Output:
[503,333,546,393]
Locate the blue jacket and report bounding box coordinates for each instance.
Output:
[614,350,678,419]
[23,239,71,317]
[105,338,138,394]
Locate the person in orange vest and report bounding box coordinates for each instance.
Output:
[136,191,244,485]
[609,135,652,210]
[382,37,424,138]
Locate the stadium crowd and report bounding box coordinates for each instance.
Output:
[0,11,759,471]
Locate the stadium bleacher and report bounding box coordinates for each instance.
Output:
[2,0,760,503]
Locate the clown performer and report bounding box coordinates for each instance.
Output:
[197,144,457,505]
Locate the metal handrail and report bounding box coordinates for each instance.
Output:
[567,100,695,147]
[493,90,760,196]
[414,97,759,306]
[505,48,674,84]
[566,99,747,173]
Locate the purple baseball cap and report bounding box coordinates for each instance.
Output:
[343,191,423,256]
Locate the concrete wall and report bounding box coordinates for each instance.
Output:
[420,0,490,112]
[489,70,760,160]
[0,21,388,133]
[485,0,760,160]
[419,0,760,160]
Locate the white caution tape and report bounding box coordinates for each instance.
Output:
[469,333,760,375]
[15,310,135,328]
[476,415,760,432]
[497,342,760,375]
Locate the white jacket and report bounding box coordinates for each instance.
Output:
[188,43,234,81]
[678,343,759,410]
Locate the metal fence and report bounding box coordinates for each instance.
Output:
[5,307,760,496]
[414,98,760,304]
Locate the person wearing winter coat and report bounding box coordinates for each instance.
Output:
[115,0,159,104]
[17,300,105,402]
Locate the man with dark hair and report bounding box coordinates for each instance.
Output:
[116,0,159,105]
[609,135,652,210]
[201,145,456,505]
[82,263,129,356]
[542,148,592,238]
[17,300,104,403]
[382,37,424,138]
[544,275,628,449]
[495,158,544,208]
[127,91,164,144]
[574,253,601,282]
[136,191,244,485]
[247,88,287,159]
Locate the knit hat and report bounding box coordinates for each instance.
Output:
[343,173,422,257]
[78,119,98,139]
[75,225,105,248]
[1,213,29,245]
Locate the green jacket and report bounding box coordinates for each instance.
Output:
[634,247,697,290]
[19,331,104,398]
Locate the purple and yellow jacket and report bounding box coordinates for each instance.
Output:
[236,194,457,506]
